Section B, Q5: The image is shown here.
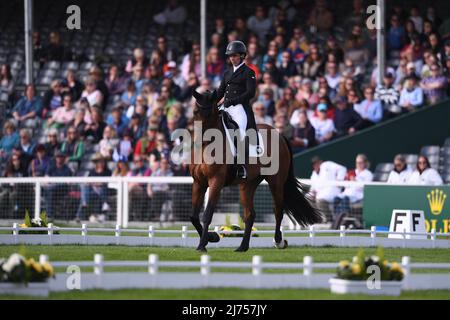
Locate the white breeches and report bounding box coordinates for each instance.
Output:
[225,104,247,141]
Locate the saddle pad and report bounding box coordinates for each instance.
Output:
[221,116,264,158]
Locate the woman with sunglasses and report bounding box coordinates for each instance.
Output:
[408,155,443,185]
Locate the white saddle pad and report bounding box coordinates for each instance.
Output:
[221,116,264,158]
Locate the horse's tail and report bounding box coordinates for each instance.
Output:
[282,136,323,226]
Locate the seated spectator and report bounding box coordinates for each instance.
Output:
[0,121,19,161]
[387,154,413,183]
[88,66,109,108]
[129,114,146,142]
[99,126,119,160]
[290,110,316,153]
[46,93,76,129]
[44,151,73,219]
[375,72,401,118]
[399,76,424,112]
[126,95,148,120]
[353,86,383,128]
[307,0,334,33]
[131,64,146,95]
[61,69,84,102]
[247,5,272,47]
[153,0,187,26]
[324,61,342,94]
[112,130,133,162]
[125,48,149,74]
[42,80,63,117]
[150,133,171,163]
[334,154,373,216]
[257,88,276,117]
[112,155,130,177]
[80,78,103,108]
[121,80,138,107]
[17,129,36,166]
[147,155,174,222]
[408,155,443,185]
[76,153,112,223]
[85,107,107,143]
[12,84,42,129]
[206,47,224,87]
[61,126,85,172]
[44,128,61,158]
[344,28,369,72]
[105,64,126,95]
[302,45,324,79]
[310,156,347,221]
[0,64,14,107]
[310,103,335,144]
[296,79,319,107]
[387,14,406,52]
[279,51,297,86]
[69,108,88,139]
[127,154,151,220]
[333,96,362,138]
[29,144,50,177]
[253,101,273,126]
[134,124,158,161]
[42,31,71,62]
[421,64,447,104]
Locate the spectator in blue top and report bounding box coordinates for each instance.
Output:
[0,121,19,161]
[107,107,129,137]
[388,14,406,51]
[12,84,42,129]
[354,86,383,128]
[29,144,50,177]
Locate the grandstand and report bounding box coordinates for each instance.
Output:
[0,0,449,226]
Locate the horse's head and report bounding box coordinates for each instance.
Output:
[192,90,219,128]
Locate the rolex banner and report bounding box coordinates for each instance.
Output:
[363,185,450,233]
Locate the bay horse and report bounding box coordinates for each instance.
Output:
[189,90,322,252]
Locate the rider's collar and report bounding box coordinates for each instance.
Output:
[233,61,245,73]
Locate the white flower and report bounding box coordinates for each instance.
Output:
[31,218,42,226]
[2,254,25,273]
[370,255,380,263]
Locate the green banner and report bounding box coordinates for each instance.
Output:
[363,185,450,233]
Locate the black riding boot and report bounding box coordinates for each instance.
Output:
[236,137,249,179]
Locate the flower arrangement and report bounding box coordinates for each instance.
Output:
[0,253,54,284]
[218,215,258,238]
[18,211,59,235]
[336,247,404,281]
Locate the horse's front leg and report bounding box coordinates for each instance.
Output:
[197,185,221,252]
[191,181,206,238]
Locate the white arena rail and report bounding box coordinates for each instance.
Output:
[0,176,445,227]
[1,224,449,248]
[36,254,450,291]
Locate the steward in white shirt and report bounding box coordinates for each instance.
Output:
[386,154,413,184]
[407,155,443,185]
[310,157,347,202]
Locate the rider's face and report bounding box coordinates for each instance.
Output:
[229,54,241,66]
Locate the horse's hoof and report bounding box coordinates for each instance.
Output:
[196,246,207,253]
[234,246,249,252]
[208,232,221,243]
[273,239,288,249]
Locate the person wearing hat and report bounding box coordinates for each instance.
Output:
[374,71,401,118]
[310,103,336,144]
[44,150,73,219]
[213,40,257,179]
[333,96,363,138]
[76,153,112,223]
[134,123,158,160]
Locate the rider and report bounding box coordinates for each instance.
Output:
[215,40,257,179]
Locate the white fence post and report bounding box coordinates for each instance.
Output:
[201,254,210,288]
[81,223,87,244]
[303,256,313,288]
[122,180,129,228]
[181,225,188,247]
[339,225,345,246]
[34,182,41,219]
[12,223,18,244]
[309,225,315,246]
[370,226,377,246]
[94,254,104,275]
[115,225,121,245]
[47,223,53,235]
[401,256,410,290]
[252,255,262,288]
[431,228,436,248]
[148,225,154,246]
[148,254,158,275]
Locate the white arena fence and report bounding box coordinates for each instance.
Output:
[0,176,418,227]
[1,224,449,248]
[36,254,450,291]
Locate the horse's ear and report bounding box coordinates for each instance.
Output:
[192,90,202,101]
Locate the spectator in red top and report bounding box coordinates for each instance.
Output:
[134,123,158,160]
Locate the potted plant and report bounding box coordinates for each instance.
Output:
[218,215,258,238]
[18,211,60,235]
[329,247,404,296]
[0,253,55,297]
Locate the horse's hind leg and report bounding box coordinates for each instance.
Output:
[235,180,259,252]
[267,176,288,249]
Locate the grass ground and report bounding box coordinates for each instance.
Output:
[0,245,449,299]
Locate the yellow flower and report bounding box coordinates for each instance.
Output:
[42,262,54,276]
[339,260,350,268]
[390,262,403,273]
[24,258,35,267]
[31,261,43,273]
[19,224,28,228]
[383,260,389,266]
[351,263,361,275]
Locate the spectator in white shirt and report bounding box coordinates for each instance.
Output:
[252,101,273,126]
[247,6,272,47]
[408,155,443,185]
[398,76,423,113]
[387,154,413,184]
[337,154,373,203]
[310,156,347,203]
[310,103,335,144]
[324,61,342,93]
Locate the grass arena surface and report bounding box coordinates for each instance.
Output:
[0,245,449,299]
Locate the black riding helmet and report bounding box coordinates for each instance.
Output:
[225,40,247,57]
